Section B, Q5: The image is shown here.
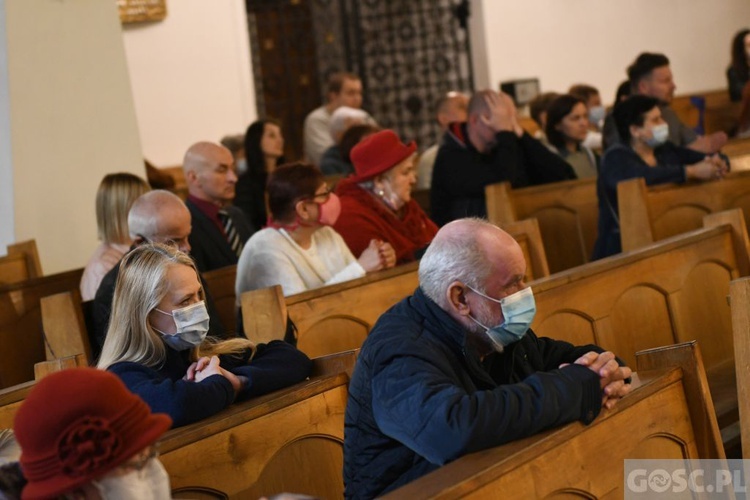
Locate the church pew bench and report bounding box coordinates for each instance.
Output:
[158,351,356,499]
[729,276,750,459]
[485,178,598,274]
[0,239,42,286]
[531,211,749,454]
[383,342,723,498]
[617,171,750,252]
[240,220,548,358]
[202,264,239,334]
[723,136,750,172]
[0,267,83,388]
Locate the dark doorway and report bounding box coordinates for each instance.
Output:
[246,0,474,160]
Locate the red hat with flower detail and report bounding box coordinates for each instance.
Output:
[14,368,171,499]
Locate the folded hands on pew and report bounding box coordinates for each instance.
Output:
[560,351,633,410]
[359,239,396,272]
[686,154,729,181]
[183,355,246,396]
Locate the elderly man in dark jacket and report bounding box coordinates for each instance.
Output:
[343,218,632,498]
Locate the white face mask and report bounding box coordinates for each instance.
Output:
[588,105,606,127]
[375,178,404,211]
[645,123,669,148]
[93,458,171,500]
[236,158,248,176]
[151,301,210,351]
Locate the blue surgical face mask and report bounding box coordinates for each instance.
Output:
[466,286,536,352]
[236,158,248,176]
[645,123,669,148]
[151,301,209,351]
[588,105,606,127]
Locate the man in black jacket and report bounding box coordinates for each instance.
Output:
[430,90,577,226]
[183,141,254,273]
[343,219,631,498]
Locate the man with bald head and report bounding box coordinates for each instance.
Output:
[344,218,631,497]
[431,90,576,226]
[183,141,253,273]
[92,190,225,354]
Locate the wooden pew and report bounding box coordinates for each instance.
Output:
[236,219,547,358]
[531,211,748,454]
[0,268,83,388]
[729,276,750,459]
[202,265,239,334]
[671,88,741,136]
[485,178,598,273]
[618,171,750,252]
[383,342,723,499]
[0,240,42,286]
[159,350,357,499]
[723,136,750,172]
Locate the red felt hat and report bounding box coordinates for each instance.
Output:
[349,129,416,183]
[14,368,172,499]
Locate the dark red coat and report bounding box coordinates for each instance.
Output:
[334,178,438,263]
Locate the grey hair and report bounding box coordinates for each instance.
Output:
[329,106,372,141]
[127,190,183,240]
[418,218,495,309]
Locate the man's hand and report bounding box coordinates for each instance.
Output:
[480,91,516,133]
[561,351,632,410]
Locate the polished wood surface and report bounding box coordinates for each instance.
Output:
[202,264,239,335]
[240,284,287,345]
[729,276,750,459]
[0,240,42,286]
[0,267,83,388]
[532,214,746,451]
[40,290,91,362]
[384,343,717,499]
[486,178,598,273]
[159,352,355,499]
[618,171,750,252]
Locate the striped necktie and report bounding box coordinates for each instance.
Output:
[218,209,243,257]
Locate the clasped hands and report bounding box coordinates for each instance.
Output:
[184,355,244,395]
[560,351,632,410]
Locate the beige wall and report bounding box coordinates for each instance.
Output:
[122,0,256,167]
[471,0,750,104]
[1,0,143,273]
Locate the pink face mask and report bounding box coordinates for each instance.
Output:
[316,192,342,226]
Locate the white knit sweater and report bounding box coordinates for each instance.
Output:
[236,226,365,298]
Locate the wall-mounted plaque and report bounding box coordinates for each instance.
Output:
[118,0,167,24]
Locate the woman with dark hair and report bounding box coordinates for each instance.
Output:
[236,163,396,297]
[235,119,285,230]
[592,95,728,260]
[728,29,750,102]
[545,95,599,179]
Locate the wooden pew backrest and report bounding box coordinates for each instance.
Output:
[618,171,750,252]
[729,276,750,459]
[159,352,355,498]
[285,262,419,359]
[531,213,746,449]
[0,268,83,388]
[202,265,239,334]
[486,178,598,273]
[0,240,42,286]
[383,343,719,499]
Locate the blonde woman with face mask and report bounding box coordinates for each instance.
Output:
[97,244,311,428]
[333,130,438,264]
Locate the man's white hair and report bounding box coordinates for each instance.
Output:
[127,190,185,240]
[329,106,373,141]
[418,218,495,309]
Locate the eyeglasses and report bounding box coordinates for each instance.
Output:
[302,187,333,203]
